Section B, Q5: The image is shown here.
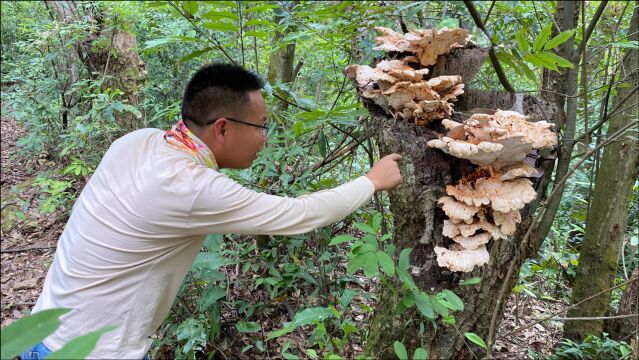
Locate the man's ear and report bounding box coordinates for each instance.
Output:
[211,119,227,140]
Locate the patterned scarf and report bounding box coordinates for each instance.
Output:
[164,120,217,169]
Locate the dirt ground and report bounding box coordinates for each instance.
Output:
[0,109,564,358]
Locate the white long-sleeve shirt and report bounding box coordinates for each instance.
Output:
[33,128,374,359]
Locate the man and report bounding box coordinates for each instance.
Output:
[22,63,401,359]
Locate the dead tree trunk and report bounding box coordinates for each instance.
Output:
[364,47,559,358]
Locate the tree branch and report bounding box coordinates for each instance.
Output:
[463,0,515,93]
[574,0,608,61]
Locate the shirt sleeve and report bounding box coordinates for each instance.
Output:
[188,170,375,236]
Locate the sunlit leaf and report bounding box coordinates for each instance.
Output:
[544,29,576,50]
[533,22,553,52]
[0,308,70,359]
[393,341,407,360]
[328,234,356,246]
[47,326,116,359]
[464,332,487,349]
[376,251,395,276]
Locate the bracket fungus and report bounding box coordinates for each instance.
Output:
[344,27,470,126]
[430,111,557,272]
[344,26,557,274]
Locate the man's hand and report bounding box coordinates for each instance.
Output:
[365,153,402,191]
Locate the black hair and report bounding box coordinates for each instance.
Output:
[181,63,264,127]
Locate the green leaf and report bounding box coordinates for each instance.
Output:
[363,253,379,277]
[245,4,281,13]
[347,253,368,274]
[376,251,395,276]
[544,29,575,50]
[318,130,328,157]
[268,324,296,340]
[292,307,334,326]
[143,36,201,50]
[182,1,198,17]
[464,332,487,349]
[402,291,416,308]
[393,341,408,360]
[523,53,558,71]
[415,291,435,319]
[354,222,376,235]
[236,321,261,333]
[199,286,226,311]
[202,21,239,32]
[244,30,268,40]
[541,51,574,68]
[46,326,116,359]
[202,10,239,21]
[306,348,318,359]
[413,347,428,360]
[179,47,213,63]
[329,234,356,246]
[0,308,70,359]
[533,22,553,52]
[441,289,464,311]
[397,267,415,288]
[460,277,481,286]
[283,352,299,360]
[244,19,276,27]
[515,29,529,54]
[398,248,412,271]
[430,295,449,317]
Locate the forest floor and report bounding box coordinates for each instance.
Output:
[1,105,564,358]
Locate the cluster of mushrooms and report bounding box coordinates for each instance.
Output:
[345,27,558,273]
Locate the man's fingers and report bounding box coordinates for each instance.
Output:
[385,153,402,162]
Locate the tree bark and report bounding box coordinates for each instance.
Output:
[50,1,147,131]
[564,6,638,341]
[267,1,299,113]
[363,47,559,358]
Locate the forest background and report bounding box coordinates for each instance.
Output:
[0,1,637,359]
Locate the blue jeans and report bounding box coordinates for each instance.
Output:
[20,342,151,360]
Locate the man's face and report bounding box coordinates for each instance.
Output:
[220,90,268,169]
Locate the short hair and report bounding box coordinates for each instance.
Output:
[181,63,264,127]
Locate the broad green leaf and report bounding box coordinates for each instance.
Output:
[245,30,268,40]
[245,4,281,13]
[524,53,558,71]
[46,326,116,359]
[515,29,529,54]
[415,291,435,319]
[533,22,553,52]
[398,248,412,271]
[460,277,481,286]
[347,253,367,274]
[199,286,226,310]
[413,347,428,360]
[613,40,639,49]
[328,234,356,246]
[397,267,415,288]
[182,1,198,17]
[283,352,299,360]
[244,19,276,27]
[267,324,296,340]
[353,243,377,255]
[541,51,574,68]
[393,341,407,360]
[363,253,379,277]
[202,10,239,21]
[464,332,487,349]
[236,321,261,333]
[544,29,575,50]
[0,308,70,359]
[361,234,378,249]
[353,222,376,235]
[202,21,239,32]
[179,47,213,63]
[292,307,334,326]
[318,130,328,157]
[402,290,416,308]
[376,251,395,276]
[372,213,382,231]
[143,36,201,50]
[430,295,449,317]
[441,289,464,311]
[306,348,318,359]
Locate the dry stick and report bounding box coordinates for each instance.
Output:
[532,313,638,322]
[1,245,57,254]
[484,120,639,359]
[453,322,478,360]
[463,0,515,93]
[501,277,637,339]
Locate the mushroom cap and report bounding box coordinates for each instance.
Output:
[492,210,521,235]
[438,196,481,224]
[434,245,489,272]
[453,232,492,250]
[373,27,469,66]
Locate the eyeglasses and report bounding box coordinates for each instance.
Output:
[206,117,269,137]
